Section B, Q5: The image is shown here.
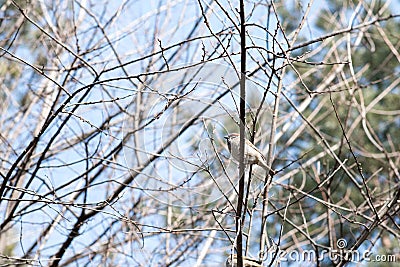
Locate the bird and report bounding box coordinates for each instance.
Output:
[224,133,271,171]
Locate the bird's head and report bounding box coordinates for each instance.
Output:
[224,133,239,151]
[224,133,239,142]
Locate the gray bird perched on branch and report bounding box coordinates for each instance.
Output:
[224,133,271,171]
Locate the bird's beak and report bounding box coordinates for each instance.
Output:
[224,135,229,140]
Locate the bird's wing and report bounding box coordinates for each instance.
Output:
[248,141,267,161]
